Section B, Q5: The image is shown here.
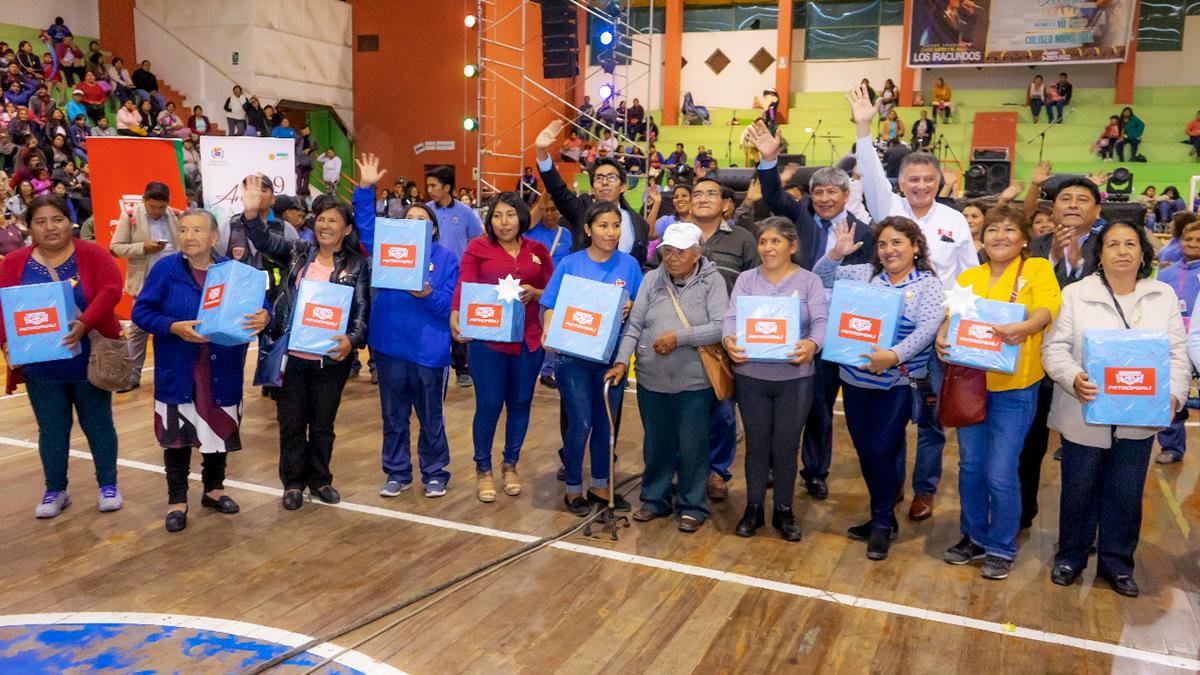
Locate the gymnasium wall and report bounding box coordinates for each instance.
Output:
[3,1,100,39]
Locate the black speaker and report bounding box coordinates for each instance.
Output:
[541,0,579,79]
[964,159,1010,197]
[778,153,807,167]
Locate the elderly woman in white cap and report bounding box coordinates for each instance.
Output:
[606,221,729,532]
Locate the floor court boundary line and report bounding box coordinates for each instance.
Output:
[0,436,1193,671]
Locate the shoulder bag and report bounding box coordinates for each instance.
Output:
[665,280,734,401]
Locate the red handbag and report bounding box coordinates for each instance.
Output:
[938,259,1025,428]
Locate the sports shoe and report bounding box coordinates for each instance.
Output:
[425,480,447,498]
[980,555,1012,580]
[457,373,474,388]
[943,536,985,565]
[97,485,123,513]
[379,480,411,498]
[1155,450,1182,464]
[36,491,71,519]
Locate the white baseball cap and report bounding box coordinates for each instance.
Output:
[660,222,702,250]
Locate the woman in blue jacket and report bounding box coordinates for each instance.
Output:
[354,154,459,499]
[132,209,269,533]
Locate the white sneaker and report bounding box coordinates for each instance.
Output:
[35,491,71,518]
[379,480,410,498]
[97,485,123,512]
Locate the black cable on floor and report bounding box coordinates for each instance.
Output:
[243,473,643,675]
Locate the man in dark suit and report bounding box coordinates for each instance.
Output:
[534,120,651,266]
[1021,172,1104,529]
[747,120,875,499]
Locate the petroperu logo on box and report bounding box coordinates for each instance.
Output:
[201,284,225,310]
[380,244,417,269]
[302,303,343,330]
[746,318,787,344]
[955,320,1001,352]
[14,308,60,336]
[1104,368,1155,395]
[562,306,601,337]
[837,313,880,342]
[466,303,502,328]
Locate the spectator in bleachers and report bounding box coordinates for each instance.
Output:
[29,85,57,123]
[1157,186,1186,225]
[114,99,144,136]
[42,53,65,100]
[296,124,317,196]
[628,98,645,140]
[1185,110,1200,160]
[89,116,116,138]
[224,85,248,137]
[878,110,906,143]
[878,79,898,118]
[47,17,72,44]
[78,72,107,124]
[187,105,211,136]
[860,79,877,106]
[85,41,106,80]
[15,42,41,79]
[694,145,712,170]
[1050,72,1073,123]
[157,102,188,139]
[105,57,136,104]
[244,96,268,136]
[1096,115,1120,161]
[66,89,86,125]
[1116,107,1144,162]
[911,110,935,150]
[317,147,342,189]
[270,117,295,139]
[263,104,283,131]
[1027,75,1048,124]
[932,77,952,122]
[560,130,583,163]
[575,95,594,138]
[132,60,166,112]
[4,79,36,107]
[666,142,687,166]
[56,36,85,86]
[645,115,658,144]
[8,107,38,145]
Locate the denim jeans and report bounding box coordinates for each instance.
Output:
[226,118,246,136]
[955,383,1039,560]
[376,352,451,486]
[897,357,944,496]
[556,354,623,491]
[468,342,542,472]
[26,378,118,491]
[708,397,738,481]
[638,385,715,521]
[1030,99,1044,120]
[843,383,909,529]
[539,348,557,378]
[1156,409,1188,457]
[1117,138,1141,161]
[1046,100,1064,122]
[1056,435,1153,576]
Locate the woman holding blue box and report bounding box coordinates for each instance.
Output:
[540,201,642,516]
[933,206,1060,580]
[1042,220,1190,597]
[240,185,371,511]
[450,192,553,504]
[816,216,944,560]
[0,195,124,519]
[722,216,827,541]
[131,209,270,532]
[353,154,457,499]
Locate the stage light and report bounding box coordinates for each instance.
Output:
[804,127,813,133]
[464,15,478,28]
[598,83,614,100]
[464,64,479,78]
[599,30,613,46]
[463,117,478,131]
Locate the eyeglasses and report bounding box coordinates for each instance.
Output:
[593,173,621,185]
[693,190,722,199]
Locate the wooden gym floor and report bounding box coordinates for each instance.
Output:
[0,356,1198,674]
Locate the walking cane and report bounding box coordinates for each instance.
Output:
[583,379,631,541]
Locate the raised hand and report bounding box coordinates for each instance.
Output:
[779,162,802,186]
[827,221,863,261]
[535,120,566,160]
[846,84,877,132]
[746,120,781,162]
[997,180,1024,204]
[241,179,264,217]
[1031,161,1053,186]
[355,152,387,188]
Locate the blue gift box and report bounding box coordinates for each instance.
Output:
[821,279,904,368]
[288,280,353,356]
[544,274,629,363]
[0,281,79,366]
[196,260,268,346]
[945,298,1026,374]
[458,282,525,343]
[1083,329,1172,427]
[736,295,800,362]
[372,218,432,291]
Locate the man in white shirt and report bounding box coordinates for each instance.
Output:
[317,148,342,190]
[849,84,979,521]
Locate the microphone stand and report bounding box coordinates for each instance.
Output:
[726,114,737,167]
[801,119,822,165]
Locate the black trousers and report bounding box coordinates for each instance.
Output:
[277,358,352,491]
[164,447,227,505]
[737,374,813,508]
[451,338,470,376]
[1017,376,1054,526]
[800,360,840,482]
[1056,436,1153,576]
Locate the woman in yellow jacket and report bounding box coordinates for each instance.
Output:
[935,205,1061,580]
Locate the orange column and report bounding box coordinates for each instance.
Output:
[773,0,793,124]
[576,4,588,106]
[662,0,683,126]
[1114,0,1139,104]
[98,0,137,64]
[899,0,916,105]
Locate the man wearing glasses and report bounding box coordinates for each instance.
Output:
[534,120,651,265]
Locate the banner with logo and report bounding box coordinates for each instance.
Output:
[87,136,188,318]
[907,0,1135,68]
[199,136,297,226]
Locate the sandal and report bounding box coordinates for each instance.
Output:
[476,471,496,503]
[502,463,521,496]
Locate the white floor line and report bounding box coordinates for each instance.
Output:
[0,611,405,674]
[0,435,1195,671]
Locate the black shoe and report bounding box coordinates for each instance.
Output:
[165,509,187,532]
[539,375,557,390]
[848,520,898,542]
[312,485,340,504]
[772,506,802,542]
[556,465,566,481]
[200,494,240,514]
[116,383,141,394]
[1098,570,1140,597]
[586,490,631,512]
[893,491,904,505]
[349,361,362,378]
[1053,447,1063,461]
[735,504,765,538]
[943,536,986,565]
[805,478,828,500]
[282,489,304,510]
[1051,562,1081,586]
[866,527,891,560]
[980,555,1012,580]
[564,494,590,517]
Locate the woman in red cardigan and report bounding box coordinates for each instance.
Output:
[0,195,124,519]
